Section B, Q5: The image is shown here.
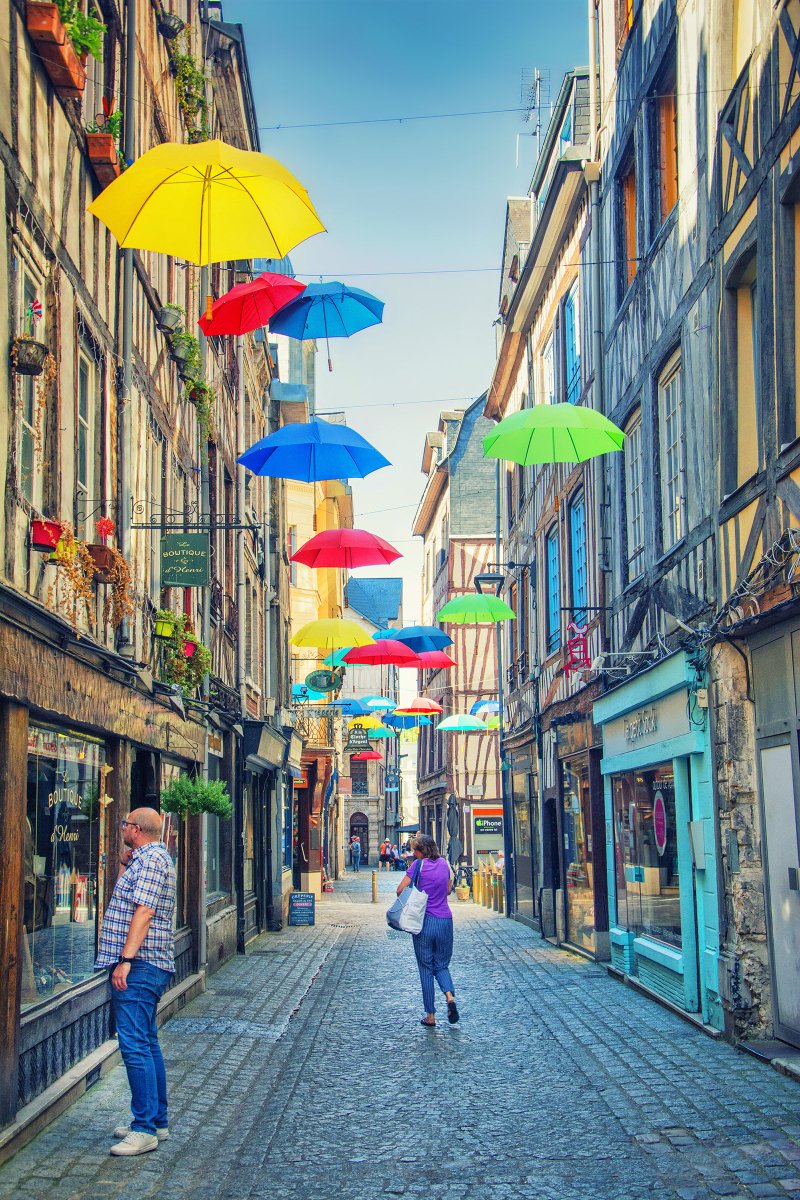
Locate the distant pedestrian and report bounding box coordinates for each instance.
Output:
[392,844,403,871]
[95,809,175,1156]
[396,833,459,1028]
[351,835,362,873]
[379,839,390,871]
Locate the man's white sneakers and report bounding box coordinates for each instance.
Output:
[113,1124,169,1141]
[109,1130,159,1156]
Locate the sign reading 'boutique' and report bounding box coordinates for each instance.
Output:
[160,533,210,587]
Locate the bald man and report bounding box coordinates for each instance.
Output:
[95,807,176,1157]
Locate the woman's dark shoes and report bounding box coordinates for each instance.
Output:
[420,1018,436,1027]
[447,1000,460,1024]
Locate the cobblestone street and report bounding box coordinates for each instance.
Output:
[1,873,799,1200]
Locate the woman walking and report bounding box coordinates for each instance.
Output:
[396,835,459,1027]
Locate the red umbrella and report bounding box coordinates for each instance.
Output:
[291,528,401,569]
[416,650,457,669]
[198,272,306,337]
[342,640,420,667]
[351,750,383,760]
[394,696,443,715]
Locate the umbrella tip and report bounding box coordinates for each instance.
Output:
[205,294,213,320]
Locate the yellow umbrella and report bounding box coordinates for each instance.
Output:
[291,618,373,651]
[88,139,325,313]
[346,714,384,729]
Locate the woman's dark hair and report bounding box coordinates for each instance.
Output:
[414,834,440,860]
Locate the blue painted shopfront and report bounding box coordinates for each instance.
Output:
[593,652,723,1030]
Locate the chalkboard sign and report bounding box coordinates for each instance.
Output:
[288,892,315,926]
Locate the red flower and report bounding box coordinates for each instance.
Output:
[96,516,115,544]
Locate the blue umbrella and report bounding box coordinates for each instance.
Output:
[238,418,390,482]
[394,625,453,653]
[384,713,432,730]
[268,280,384,371]
[292,683,326,703]
[470,699,500,715]
[372,629,399,641]
[328,696,370,716]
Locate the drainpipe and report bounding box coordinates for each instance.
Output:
[588,0,597,165]
[234,334,249,946]
[497,458,515,915]
[117,0,136,655]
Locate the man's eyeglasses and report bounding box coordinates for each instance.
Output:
[119,819,141,831]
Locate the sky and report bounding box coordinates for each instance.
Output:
[225,0,588,624]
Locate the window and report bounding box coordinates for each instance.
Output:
[245,587,253,677]
[546,526,561,654]
[351,758,369,796]
[569,493,588,623]
[542,335,555,405]
[24,725,107,1009]
[612,764,681,948]
[564,284,581,403]
[659,354,686,550]
[288,525,298,586]
[620,156,638,289]
[723,252,760,492]
[655,65,678,225]
[19,267,44,509]
[76,353,93,536]
[625,411,645,578]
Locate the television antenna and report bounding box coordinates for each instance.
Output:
[517,68,551,167]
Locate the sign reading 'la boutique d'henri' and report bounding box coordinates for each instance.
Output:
[160,534,210,587]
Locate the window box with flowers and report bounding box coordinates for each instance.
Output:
[155,611,211,697]
[85,101,122,187]
[30,517,64,553]
[26,1,106,101]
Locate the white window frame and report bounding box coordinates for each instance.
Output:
[542,334,555,405]
[76,350,94,537]
[625,410,645,579]
[658,353,685,551]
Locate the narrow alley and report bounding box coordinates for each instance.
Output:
[2,875,799,1200]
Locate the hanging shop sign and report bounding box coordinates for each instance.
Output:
[160,533,210,586]
[345,724,371,752]
[475,815,503,837]
[288,892,316,926]
[306,669,340,692]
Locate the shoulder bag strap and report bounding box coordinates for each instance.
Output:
[412,858,423,889]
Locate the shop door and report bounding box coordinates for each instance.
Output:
[349,813,369,866]
[759,741,800,1045]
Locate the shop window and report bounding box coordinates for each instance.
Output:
[612,764,681,948]
[562,757,594,952]
[546,525,561,654]
[620,154,638,291]
[23,725,107,1009]
[569,492,588,623]
[722,250,760,493]
[243,780,255,892]
[624,410,645,579]
[658,352,686,550]
[160,762,185,929]
[283,779,293,869]
[18,265,45,510]
[564,283,581,404]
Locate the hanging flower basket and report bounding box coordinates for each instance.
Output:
[86,543,115,581]
[30,518,63,553]
[85,132,120,186]
[26,2,87,100]
[156,305,184,334]
[50,536,76,564]
[183,639,197,658]
[157,12,185,39]
[154,611,176,639]
[12,336,50,376]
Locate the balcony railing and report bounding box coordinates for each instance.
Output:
[293,705,334,750]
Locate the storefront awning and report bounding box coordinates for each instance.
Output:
[243,720,287,771]
[286,732,304,772]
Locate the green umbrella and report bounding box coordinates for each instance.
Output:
[437,594,515,623]
[323,647,351,667]
[437,714,487,732]
[482,403,624,465]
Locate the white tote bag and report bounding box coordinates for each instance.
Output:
[386,859,429,934]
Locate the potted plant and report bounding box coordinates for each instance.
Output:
[11,295,49,376]
[26,2,106,100]
[156,302,184,334]
[186,380,213,444]
[157,9,185,39]
[154,609,177,639]
[160,774,232,820]
[85,97,122,186]
[168,30,209,142]
[170,328,201,372]
[30,517,63,553]
[47,524,96,631]
[86,516,116,580]
[455,881,471,902]
[156,612,211,696]
[100,543,134,629]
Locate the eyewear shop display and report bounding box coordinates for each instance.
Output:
[23,725,107,1008]
[611,764,681,950]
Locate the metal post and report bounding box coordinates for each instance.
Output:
[497,458,515,915]
[117,0,136,654]
[371,870,378,904]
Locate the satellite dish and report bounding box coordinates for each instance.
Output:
[305,670,340,692]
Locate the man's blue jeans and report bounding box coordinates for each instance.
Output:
[111,961,173,1135]
[353,851,361,873]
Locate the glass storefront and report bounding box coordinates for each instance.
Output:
[160,762,184,929]
[23,724,106,1008]
[243,780,255,893]
[612,763,681,949]
[511,769,536,921]
[283,779,293,870]
[561,754,595,952]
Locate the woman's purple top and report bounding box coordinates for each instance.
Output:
[406,857,452,919]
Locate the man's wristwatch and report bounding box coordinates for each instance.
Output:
[117,955,135,964]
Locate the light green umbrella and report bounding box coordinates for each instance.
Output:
[368,727,397,739]
[437,714,487,732]
[482,403,624,465]
[437,594,515,623]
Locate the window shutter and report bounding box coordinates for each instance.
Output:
[658,90,678,219]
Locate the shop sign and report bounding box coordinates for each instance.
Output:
[345,725,371,751]
[293,770,309,788]
[338,776,352,795]
[160,533,210,586]
[653,791,668,855]
[563,622,590,677]
[602,688,690,759]
[288,892,315,926]
[208,731,224,758]
[475,816,503,837]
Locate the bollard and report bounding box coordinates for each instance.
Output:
[498,876,505,914]
[492,876,499,912]
[371,870,378,904]
[485,872,493,910]
[473,872,481,905]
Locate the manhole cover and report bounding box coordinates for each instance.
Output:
[168,1017,286,1039]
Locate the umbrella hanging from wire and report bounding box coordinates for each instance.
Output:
[437,595,516,623]
[394,625,453,652]
[268,280,384,371]
[384,713,432,730]
[238,418,390,482]
[482,403,624,465]
[394,697,443,715]
[291,528,401,569]
[342,641,420,667]
[291,618,373,652]
[415,650,457,669]
[198,272,306,337]
[437,714,488,732]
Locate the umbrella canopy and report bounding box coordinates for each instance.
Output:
[360,695,395,710]
[268,281,384,340]
[485,715,501,729]
[384,713,432,730]
[482,403,625,465]
[394,697,443,715]
[328,697,370,716]
[470,700,500,715]
[292,683,326,703]
[291,618,373,650]
[368,727,397,739]
[291,528,400,569]
[238,418,390,483]
[342,640,420,667]
[346,714,385,729]
[394,625,453,652]
[415,650,457,669]
[437,714,488,732]
[88,139,324,267]
[351,750,383,761]
[437,595,516,623]
[322,647,351,668]
[372,629,400,641]
[198,272,306,337]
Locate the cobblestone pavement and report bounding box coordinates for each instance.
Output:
[2,871,800,1200]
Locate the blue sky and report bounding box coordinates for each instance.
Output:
[225,0,588,620]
